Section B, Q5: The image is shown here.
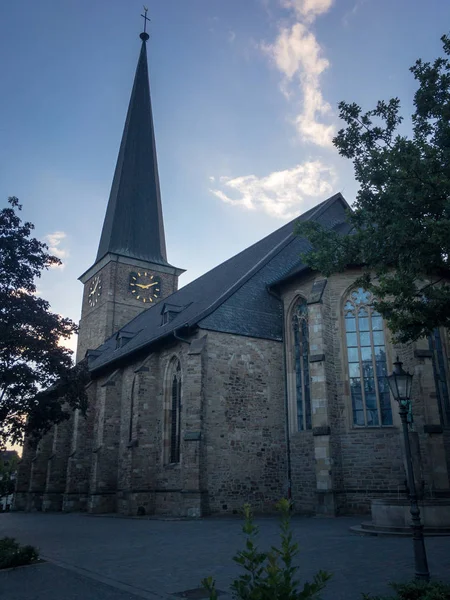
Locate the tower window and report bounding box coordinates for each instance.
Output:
[344,288,392,427]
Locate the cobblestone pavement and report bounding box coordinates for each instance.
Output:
[0,513,449,600]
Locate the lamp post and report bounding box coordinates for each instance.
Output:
[387,357,430,582]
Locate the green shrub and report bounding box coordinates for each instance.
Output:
[0,537,39,569]
[202,498,331,600]
[363,580,450,600]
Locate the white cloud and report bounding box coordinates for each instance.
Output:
[262,1,335,147]
[281,0,333,23]
[264,23,329,80]
[211,160,336,219]
[228,30,236,44]
[44,231,69,268]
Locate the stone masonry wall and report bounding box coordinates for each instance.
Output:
[202,331,286,514]
[289,431,316,513]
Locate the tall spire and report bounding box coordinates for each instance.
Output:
[96,21,168,266]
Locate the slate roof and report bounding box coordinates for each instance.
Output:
[96,34,169,266]
[88,193,350,374]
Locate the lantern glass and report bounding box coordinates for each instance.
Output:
[387,358,413,403]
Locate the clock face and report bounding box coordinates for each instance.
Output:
[129,271,161,303]
[88,275,102,307]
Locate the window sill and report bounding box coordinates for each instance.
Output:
[163,462,181,469]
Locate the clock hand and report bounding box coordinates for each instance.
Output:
[135,282,159,289]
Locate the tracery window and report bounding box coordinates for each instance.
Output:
[344,288,392,427]
[164,359,181,464]
[292,298,311,431]
[429,328,450,427]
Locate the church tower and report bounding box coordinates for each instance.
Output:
[77,28,183,361]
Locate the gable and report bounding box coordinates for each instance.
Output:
[199,195,349,340]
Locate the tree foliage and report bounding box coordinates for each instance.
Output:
[296,34,450,343]
[0,197,88,448]
[0,452,18,498]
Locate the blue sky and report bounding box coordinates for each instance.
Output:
[1,0,449,354]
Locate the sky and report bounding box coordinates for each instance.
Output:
[1,0,449,356]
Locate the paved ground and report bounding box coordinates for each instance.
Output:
[0,513,449,600]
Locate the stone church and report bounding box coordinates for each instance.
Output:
[15,29,450,518]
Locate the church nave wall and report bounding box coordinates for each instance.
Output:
[202,330,286,514]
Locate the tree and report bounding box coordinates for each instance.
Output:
[0,451,18,499]
[0,197,88,449]
[296,34,450,344]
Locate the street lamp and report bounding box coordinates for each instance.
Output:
[387,357,430,582]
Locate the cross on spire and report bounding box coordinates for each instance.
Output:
[141,6,150,34]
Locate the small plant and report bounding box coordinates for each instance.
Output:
[363,580,450,600]
[202,499,331,600]
[0,537,39,570]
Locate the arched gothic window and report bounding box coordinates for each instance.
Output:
[344,288,392,427]
[429,328,450,426]
[164,360,181,464]
[128,377,137,443]
[292,298,311,431]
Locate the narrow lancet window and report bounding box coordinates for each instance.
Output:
[164,359,182,464]
[292,298,311,431]
[170,362,182,463]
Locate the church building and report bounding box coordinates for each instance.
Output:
[15,27,450,518]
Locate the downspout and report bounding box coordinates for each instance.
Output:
[267,286,292,504]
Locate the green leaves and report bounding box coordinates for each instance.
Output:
[0,198,89,447]
[0,537,39,570]
[297,33,450,344]
[202,499,331,600]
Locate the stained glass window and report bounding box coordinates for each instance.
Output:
[292,298,311,431]
[344,288,392,427]
[429,329,450,427]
